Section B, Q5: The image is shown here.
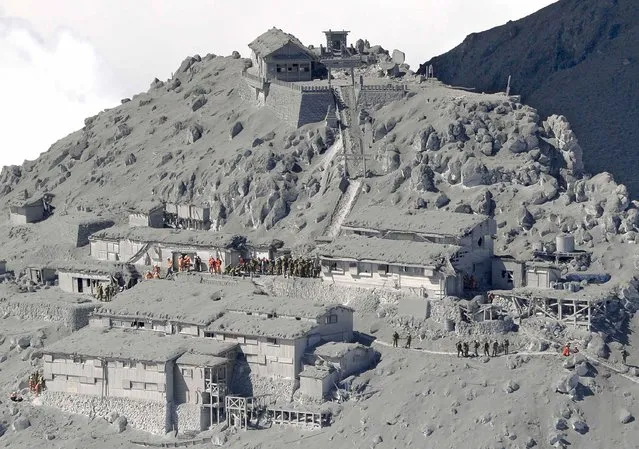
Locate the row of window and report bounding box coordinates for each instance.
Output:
[275,64,310,73]
[327,262,424,277]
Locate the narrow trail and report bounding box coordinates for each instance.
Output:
[324,180,361,239]
[372,339,560,358]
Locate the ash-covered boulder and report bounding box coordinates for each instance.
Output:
[150,77,164,89]
[231,50,241,59]
[556,372,579,394]
[517,206,535,230]
[619,408,634,424]
[587,333,609,358]
[413,126,434,152]
[114,124,132,140]
[391,49,405,65]
[572,420,588,434]
[461,159,489,187]
[191,95,207,112]
[544,115,584,176]
[12,416,30,431]
[185,124,203,144]
[113,415,128,433]
[177,56,197,73]
[381,145,401,174]
[435,193,450,208]
[470,190,494,215]
[230,121,244,139]
[425,132,441,151]
[167,78,181,91]
[410,164,436,192]
[125,153,137,166]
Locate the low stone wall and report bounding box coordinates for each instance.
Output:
[0,297,96,330]
[41,391,168,434]
[257,277,414,313]
[357,89,406,109]
[428,297,462,324]
[175,403,201,433]
[456,317,514,336]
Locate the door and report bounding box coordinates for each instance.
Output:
[76,278,83,293]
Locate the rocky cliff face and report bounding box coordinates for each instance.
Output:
[0,49,637,285]
[418,0,639,197]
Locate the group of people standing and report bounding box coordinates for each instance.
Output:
[224,256,320,278]
[95,282,118,301]
[457,339,510,358]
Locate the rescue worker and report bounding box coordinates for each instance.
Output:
[166,258,174,277]
[492,340,499,357]
[145,271,154,280]
[208,256,215,274]
[405,334,412,349]
[392,331,399,348]
[96,283,104,301]
[194,255,202,272]
[456,341,463,357]
[484,341,490,357]
[178,255,184,272]
[474,340,480,357]
[184,255,191,272]
[504,339,510,355]
[216,257,222,274]
[562,343,571,357]
[621,347,630,365]
[463,341,469,358]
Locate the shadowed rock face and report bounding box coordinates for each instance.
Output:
[418,0,639,197]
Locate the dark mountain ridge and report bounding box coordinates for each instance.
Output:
[418,0,639,196]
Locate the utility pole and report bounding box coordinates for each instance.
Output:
[506,75,512,97]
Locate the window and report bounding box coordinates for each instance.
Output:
[145,383,158,391]
[276,64,285,73]
[181,368,193,378]
[378,264,390,274]
[477,237,483,247]
[72,356,83,364]
[123,361,137,369]
[266,338,278,345]
[325,314,338,324]
[131,382,145,390]
[132,320,145,329]
[502,270,514,283]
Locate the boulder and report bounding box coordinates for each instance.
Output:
[113,415,128,433]
[185,124,203,144]
[150,77,164,89]
[124,153,136,166]
[587,334,609,358]
[230,121,244,139]
[572,420,588,434]
[191,95,207,112]
[391,49,405,65]
[575,362,588,377]
[381,146,401,174]
[556,372,579,394]
[619,408,634,424]
[504,380,520,393]
[425,132,441,151]
[212,432,228,446]
[12,416,30,431]
[177,56,196,73]
[17,336,30,349]
[231,50,241,59]
[105,411,119,424]
[554,418,568,430]
[461,159,489,187]
[517,206,535,230]
[0,354,7,363]
[410,165,436,192]
[505,136,528,154]
[435,193,450,208]
[413,126,434,152]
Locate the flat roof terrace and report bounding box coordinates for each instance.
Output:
[93,279,256,326]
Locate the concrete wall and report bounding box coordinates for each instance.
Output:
[321,261,449,299]
[129,211,164,228]
[315,307,354,342]
[211,334,301,379]
[526,267,561,289]
[58,271,111,295]
[299,371,338,399]
[10,204,45,225]
[41,391,169,434]
[492,258,526,289]
[173,363,228,405]
[0,297,95,330]
[43,355,172,403]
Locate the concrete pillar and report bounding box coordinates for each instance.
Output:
[328,67,332,86]
[350,67,355,86]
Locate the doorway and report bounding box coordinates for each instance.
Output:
[76,278,83,293]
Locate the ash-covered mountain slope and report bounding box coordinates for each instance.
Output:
[0,51,637,285]
[418,0,639,197]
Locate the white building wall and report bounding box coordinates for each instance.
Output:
[43,356,170,403]
[211,334,301,379]
[10,213,27,226]
[321,262,448,299]
[315,308,354,342]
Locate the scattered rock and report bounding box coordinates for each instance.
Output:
[435,193,450,208]
[372,434,383,445]
[410,164,436,192]
[12,416,30,431]
[114,123,132,140]
[619,408,634,424]
[185,124,203,144]
[504,380,520,393]
[554,418,568,430]
[231,51,241,59]
[191,95,207,112]
[525,437,537,448]
[572,420,588,434]
[17,336,30,349]
[150,78,164,89]
[212,432,228,446]
[574,362,588,377]
[105,411,119,424]
[230,122,244,139]
[556,372,579,394]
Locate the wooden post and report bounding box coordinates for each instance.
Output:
[506,75,511,96]
[558,298,562,321]
[350,67,355,86]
